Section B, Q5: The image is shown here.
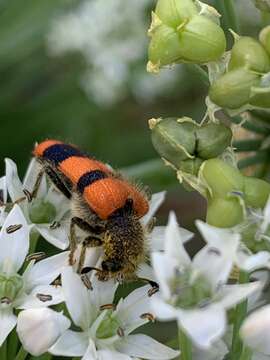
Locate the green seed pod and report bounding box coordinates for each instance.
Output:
[209,68,260,109]
[150,117,196,166]
[253,0,270,12]
[180,158,204,175]
[196,123,232,159]
[244,177,270,208]
[155,0,198,28]
[176,15,226,63]
[202,159,244,197]
[148,13,226,70]
[260,26,270,56]
[148,23,184,69]
[206,196,244,227]
[228,36,270,73]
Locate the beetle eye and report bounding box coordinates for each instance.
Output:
[102,260,122,272]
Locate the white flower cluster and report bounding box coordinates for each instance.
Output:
[47,0,182,106]
[1,157,270,359]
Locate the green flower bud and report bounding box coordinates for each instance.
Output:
[29,199,57,224]
[209,68,260,109]
[228,36,270,73]
[244,177,270,208]
[155,0,197,28]
[201,159,244,197]
[196,123,232,159]
[0,273,24,303]
[252,0,270,12]
[206,196,244,227]
[260,26,270,55]
[150,117,196,166]
[180,158,204,175]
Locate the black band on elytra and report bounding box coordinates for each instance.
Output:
[77,170,107,193]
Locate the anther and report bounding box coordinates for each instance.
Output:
[140,313,155,322]
[148,286,159,297]
[99,303,116,311]
[6,224,23,234]
[36,293,53,302]
[50,221,61,230]
[26,252,46,262]
[23,189,33,202]
[81,274,93,290]
[207,247,221,256]
[1,297,12,305]
[117,327,125,337]
[51,275,61,287]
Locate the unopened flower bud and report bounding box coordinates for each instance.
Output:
[228,36,270,73]
[155,0,197,28]
[150,117,196,166]
[260,26,270,55]
[244,177,270,208]
[196,123,232,159]
[206,196,244,227]
[252,0,270,12]
[209,68,260,109]
[201,159,244,198]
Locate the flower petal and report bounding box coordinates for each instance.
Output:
[115,285,151,333]
[164,212,191,266]
[90,275,118,311]
[115,334,179,360]
[24,251,69,291]
[0,204,29,274]
[218,282,262,310]
[17,308,70,356]
[194,221,240,288]
[241,304,270,355]
[23,158,47,199]
[0,310,17,346]
[150,295,177,321]
[0,176,7,203]
[34,224,69,250]
[5,158,25,202]
[150,225,193,252]
[236,249,270,272]
[193,340,228,360]
[49,330,88,357]
[142,191,166,226]
[62,266,93,330]
[82,340,98,360]
[151,252,175,300]
[44,186,70,219]
[16,284,64,309]
[261,195,270,233]
[98,349,131,360]
[178,305,226,349]
[136,262,156,282]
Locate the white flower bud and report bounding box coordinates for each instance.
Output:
[17,308,70,356]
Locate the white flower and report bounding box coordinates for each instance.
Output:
[5,158,70,249]
[0,176,7,226]
[0,205,68,345]
[19,266,179,359]
[150,212,262,349]
[240,304,270,355]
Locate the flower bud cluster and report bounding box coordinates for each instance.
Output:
[209,34,270,109]
[147,0,226,73]
[201,159,270,227]
[150,117,232,176]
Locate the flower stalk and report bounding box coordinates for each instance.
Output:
[178,329,192,360]
[230,271,250,360]
[14,347,28,360]
[224,0,241,33]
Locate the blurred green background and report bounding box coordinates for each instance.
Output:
[0,0,266,356]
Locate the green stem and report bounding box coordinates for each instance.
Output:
[186,64,210,87]
[14,347,28,360]
[233,139,262,152]
[0,340,7,360]
[230,271,249,360]
[7,328,18,360]
[239,346,252,360]
[229,114,270,135]
[223,0,240,33]
[178,329,192,360]
[261,10,270,26]
[238,151,269,169]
